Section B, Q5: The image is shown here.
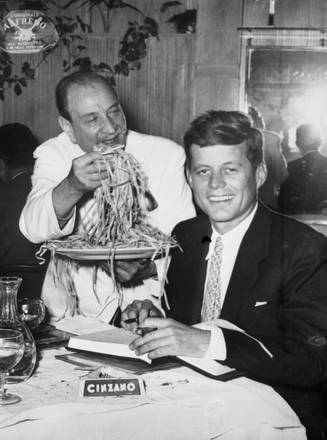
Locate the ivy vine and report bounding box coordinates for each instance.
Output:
[0,0,159,101]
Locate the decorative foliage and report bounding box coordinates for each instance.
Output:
[161,1,196,34]
[60,0,143,32]
[115,17,159,76]
[0,51,35,100]
[166,9,196,34]
[0,0,159,100]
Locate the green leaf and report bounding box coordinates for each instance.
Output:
[96,62,112,71]
[4,66,11,77]
[23,67,35,80]
[14,83,22,96]
[144,17,159,37]
[73,56,92,70]
[133,61,141,70]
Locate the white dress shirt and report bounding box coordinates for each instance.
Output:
[200,204,258,360]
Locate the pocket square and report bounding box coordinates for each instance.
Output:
[254,301,267,307]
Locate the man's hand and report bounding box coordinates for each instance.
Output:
[53,151,110,223]
[129,317,211,359]
[67,151,110,193]
[113,259,157,284]
[121,300,162,332]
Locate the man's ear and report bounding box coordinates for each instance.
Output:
[256,160,267,189]
[186,167,193,189]
[58,116,76,144]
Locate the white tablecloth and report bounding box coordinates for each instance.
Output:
[0,348,306,440]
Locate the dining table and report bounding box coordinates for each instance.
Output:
[0,338,306,440]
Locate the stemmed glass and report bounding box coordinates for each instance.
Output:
[18,298,46,331]
[0,329,24,404]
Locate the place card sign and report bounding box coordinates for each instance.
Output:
[0,10,59,54]
[80,378,145,398]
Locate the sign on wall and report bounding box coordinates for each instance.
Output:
[0,10,59,54]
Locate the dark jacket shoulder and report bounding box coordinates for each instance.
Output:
[172,204,327,260]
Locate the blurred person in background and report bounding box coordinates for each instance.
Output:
[0,123,40,266]
[0,123,46,298]
[278,123,327,214]
[248,106,287,209]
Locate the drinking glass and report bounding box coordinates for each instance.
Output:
[18,298,46,331]
[0,329,24,405]
[0,277,37,383]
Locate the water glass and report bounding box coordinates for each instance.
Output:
[0,329,24,404]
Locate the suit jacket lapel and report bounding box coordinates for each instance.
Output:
[187,216,212,323]
[220,204,271,323]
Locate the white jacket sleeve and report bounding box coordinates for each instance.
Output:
[19,141,76,243]
[146,142,196,235]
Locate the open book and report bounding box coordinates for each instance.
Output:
[68,327,150,363]
[67,326,239,378]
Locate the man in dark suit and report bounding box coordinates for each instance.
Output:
[248,106,287,209]
[122,111,327,439]
[278,123,327,214]
[0,123,46,298]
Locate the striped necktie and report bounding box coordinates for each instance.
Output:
[201,235,223,322]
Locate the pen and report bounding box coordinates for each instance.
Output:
[124,318,138,324]
[124,318,157,336]
[136,326,158,336]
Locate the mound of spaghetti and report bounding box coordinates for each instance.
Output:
[42,145,177,312]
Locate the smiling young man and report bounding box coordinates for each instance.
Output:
[19,71,195,324]
[123,111,327,439]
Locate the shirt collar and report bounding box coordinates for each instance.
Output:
[210,202,258,245]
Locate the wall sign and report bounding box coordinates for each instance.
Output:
[0,10,59,54]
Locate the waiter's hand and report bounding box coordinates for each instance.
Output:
[121,299,162,332]
[67,151,111,193]
[113,259,157,284]
[129,318,211,359]
[53,151,112,226]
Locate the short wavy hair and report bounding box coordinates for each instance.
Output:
[55,70,117,122]
[184,110,263,168]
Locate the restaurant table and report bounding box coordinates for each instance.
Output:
[0,347,306,440]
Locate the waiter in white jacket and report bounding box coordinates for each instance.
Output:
[19,71,195,324]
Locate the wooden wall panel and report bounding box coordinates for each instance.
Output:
[0,33,195,145]
[242,0,270,27]
[0,51,62,142]
[274,0,327,27]
[194,75,240,115]
[194,0,243,115]
[72,0,198,35]
[116,35,195,144]
[196,0,242,63]
[3,1,327,145]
